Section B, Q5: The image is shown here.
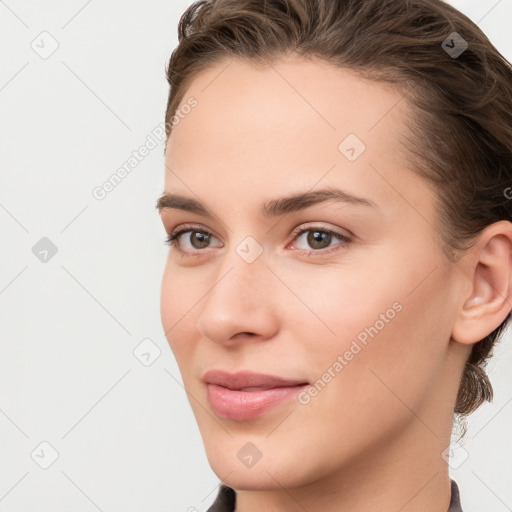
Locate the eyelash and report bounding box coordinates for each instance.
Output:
[164,223,352,258]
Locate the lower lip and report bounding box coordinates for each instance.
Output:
[206,383,308,421]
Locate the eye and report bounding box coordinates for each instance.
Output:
[164,223,220,254]
[288,225,352,256]
[164,223,352,257]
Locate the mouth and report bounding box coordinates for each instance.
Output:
[203,370,309,421]
[202,369,309,389]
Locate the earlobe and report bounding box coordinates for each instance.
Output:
[451,221,512,346]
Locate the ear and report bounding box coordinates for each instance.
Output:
[451,220,512,345]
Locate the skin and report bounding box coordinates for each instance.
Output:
[158,54,512,512]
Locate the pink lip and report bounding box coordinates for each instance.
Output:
[203,370,309,421]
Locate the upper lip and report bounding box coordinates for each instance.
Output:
[203,370,309,390]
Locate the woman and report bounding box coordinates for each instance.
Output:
[156,0,512,510]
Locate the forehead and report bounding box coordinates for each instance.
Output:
[169,55,408,138]
[164,55,428,220]
[167,54,409,157]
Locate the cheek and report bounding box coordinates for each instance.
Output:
[287,250,450,403]
[160,260,199,358]
[315,279,449,426]
[280,256,406,355]
[160,263,176,338]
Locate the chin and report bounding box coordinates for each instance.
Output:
[204,441,315,491]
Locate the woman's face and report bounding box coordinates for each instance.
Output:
[158,55,466,490]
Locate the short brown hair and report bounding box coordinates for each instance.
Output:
[164,0,512,417]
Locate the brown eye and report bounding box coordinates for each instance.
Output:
[291,226,352,256]
[188,231,211,249]
[306,230,333,249]
[165,225,221,253]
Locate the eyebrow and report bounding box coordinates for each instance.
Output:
[155,187,378,218]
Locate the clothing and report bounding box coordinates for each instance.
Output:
[206,479,463,512]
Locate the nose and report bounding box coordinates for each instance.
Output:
[195,250,280,347]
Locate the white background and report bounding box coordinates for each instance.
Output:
[0,1,511,511]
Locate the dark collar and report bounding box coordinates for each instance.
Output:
[206,479,463,512]
[448,479,463,512]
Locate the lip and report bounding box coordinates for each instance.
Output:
[203,370,309,421]
[203,370,309,390]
